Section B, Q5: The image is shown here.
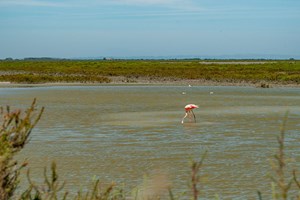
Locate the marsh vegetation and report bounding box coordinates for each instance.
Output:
[0,60,299,85]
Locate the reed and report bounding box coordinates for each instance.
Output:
[267,112,300,200]
[190,151,207,200]
[0,99,44,199]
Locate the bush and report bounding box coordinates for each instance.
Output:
[0,99,44,199]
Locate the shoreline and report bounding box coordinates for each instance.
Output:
[1,60,299,88]
[0,76,299,88]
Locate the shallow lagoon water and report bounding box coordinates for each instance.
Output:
[1,85,300,199]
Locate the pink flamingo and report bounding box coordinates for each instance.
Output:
[181,104,199,124]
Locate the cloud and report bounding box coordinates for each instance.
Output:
[0,0,67,7]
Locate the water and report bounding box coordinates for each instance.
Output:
[1,85,300,199]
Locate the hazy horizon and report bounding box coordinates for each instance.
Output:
[1,0,300,59]
[2,54,299,60]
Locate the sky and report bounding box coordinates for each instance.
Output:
[0,0,300,59]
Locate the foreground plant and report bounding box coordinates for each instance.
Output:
[20,162,68,200]
[21,163,124,200]
[270,112,293,200]
[0,99,44,199]
[258,112,300,200]
[191,151,207,200]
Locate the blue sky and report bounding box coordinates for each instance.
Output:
[0,0,300,59]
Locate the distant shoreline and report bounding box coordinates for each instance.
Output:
[1,60,299,88]
[0,76,299,88]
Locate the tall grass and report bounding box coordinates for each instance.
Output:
[0,99,44,199]
[267,112,300,200]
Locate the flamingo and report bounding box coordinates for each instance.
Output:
[181,104,199,124]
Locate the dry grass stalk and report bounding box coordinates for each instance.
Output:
[0,98,44,199]
[270,112,294,200]
[191,151,207,200]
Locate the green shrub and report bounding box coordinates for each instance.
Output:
[0,60,299,84]
[0,99,44,199]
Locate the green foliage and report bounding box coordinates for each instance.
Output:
[0,60,299,84]
[0,99,44,199]
[20,163,126,200]
[0,74,111,84]
[20,162,68,200]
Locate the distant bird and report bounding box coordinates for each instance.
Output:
[181,104,199,124]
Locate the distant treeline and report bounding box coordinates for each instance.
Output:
[1,57,298,61]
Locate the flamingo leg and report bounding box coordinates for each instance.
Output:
[181,112,188,124]
[188,111,195,122]
[188,111,193,122]
[191,110,196,122]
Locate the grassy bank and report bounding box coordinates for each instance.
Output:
[0,60,299,86]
